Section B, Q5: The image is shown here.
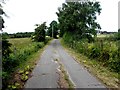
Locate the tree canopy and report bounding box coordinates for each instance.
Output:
[34,22,46,42]
[56,1,101,42]
[0,1,5,30]
[47,20,58,38]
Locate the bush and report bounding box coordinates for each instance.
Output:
[76,42,84,53]
[2,42,44,73]
[2,42,45,89]
[2,36,53,89]
[44,37,51,44]
[2,39,12,58]
[90,47,100,58]
[63,36,119,72]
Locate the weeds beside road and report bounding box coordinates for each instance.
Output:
[2,37,51,89]
[61,38,119,88]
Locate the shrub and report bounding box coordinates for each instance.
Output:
[2,41,46,89]
[2,39,12,58]
[3,42,45,73]
[63,36,119,72]
[90,47,100,58]
[44,37,51,44]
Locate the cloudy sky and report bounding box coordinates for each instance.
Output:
[2,0,119,33]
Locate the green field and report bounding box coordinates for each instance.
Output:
[97,34,108,38]
[97,34,115,39]
[8,38,32,49]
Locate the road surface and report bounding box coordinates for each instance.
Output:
[25,39,107,89]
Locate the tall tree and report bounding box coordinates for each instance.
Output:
[0,1,5,31]
[34,22,46,42]
[1,1,12,89]
[56,1,101,42]
[47,20,58,38]
[1,0,12,66]
[0,0,12,58]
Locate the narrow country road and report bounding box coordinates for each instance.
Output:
[25,39,107,89]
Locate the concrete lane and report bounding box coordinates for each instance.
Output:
[25,40,59,88]
[25,39,107,89]
[55,39,106,88]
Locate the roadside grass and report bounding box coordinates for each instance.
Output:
[7,45,46,89]
[18,38,52,70]
[4,38,52,89]
[60,39,119,88]
[55,58,74,89]
[17,44,45,70]
[8,37,52,70]
[60,63,74,89]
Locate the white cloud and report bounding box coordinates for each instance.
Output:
[3,0,65,33]
[96,0,119,32]
[2,0,119,33]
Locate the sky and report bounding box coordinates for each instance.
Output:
[119,1,120,29]
[2,0,119,33]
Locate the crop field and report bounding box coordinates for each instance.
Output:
[8,38,32,49]
[97,34,108,38]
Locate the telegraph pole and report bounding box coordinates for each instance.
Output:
[52,25,53,38]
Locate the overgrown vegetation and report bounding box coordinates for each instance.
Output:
[61,39,119,88]
[2,0,119,89]
[56,1,119,88]
[62,33,119,73]
[47,20,59,38]
[56,1,101,41]
[7,65,32,89]
[32,22,46,42]
[2,38,45,89]
[55,58,74,88]
[2,20,51,89]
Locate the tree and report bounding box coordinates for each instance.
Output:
[34,22,46,42]
[47,20,58,38]
[56,1,101,42]
[1,0,12,65]
[0,1,12,58]
[2,39,12,58]
[0,1,5,31]
[118,29,120,40]
[1,1,13,89]
[2,32,9,39]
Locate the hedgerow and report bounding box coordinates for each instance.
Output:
[2,42,45,89]
[63,33,119,73]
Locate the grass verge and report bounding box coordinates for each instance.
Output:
[59,63,74,89]
[6,39,52,89]
[55,58,74,89]
[60,39,119,89]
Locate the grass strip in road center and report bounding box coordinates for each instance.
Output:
[55,58,75,89]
